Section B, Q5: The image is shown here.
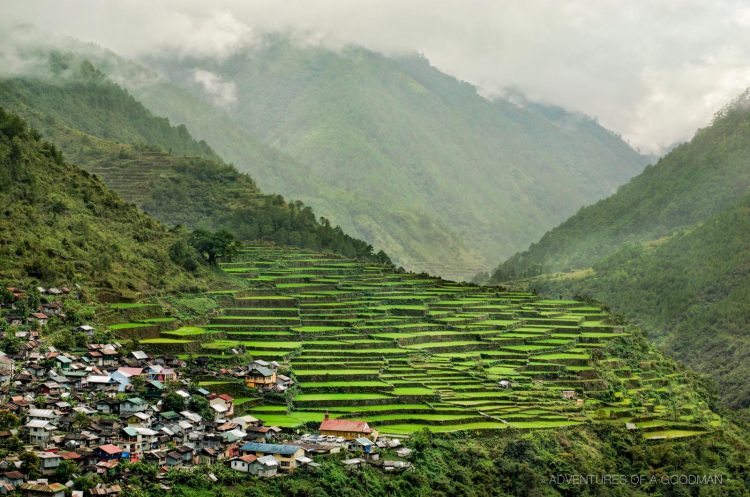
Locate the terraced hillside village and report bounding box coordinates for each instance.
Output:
[107,243,718,440]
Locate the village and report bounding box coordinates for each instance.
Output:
[0,287,413,497]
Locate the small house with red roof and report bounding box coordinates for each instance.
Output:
[318,414,378,441]
[94,444,122,461]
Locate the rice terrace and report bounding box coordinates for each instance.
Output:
[109,244,717,440]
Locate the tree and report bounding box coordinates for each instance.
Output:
[20,450,40,479]
[169,239,199,272]
[187,395,213,420]
[162,391,186,413]
[54,459,79,482]
[189,230,240,266]
[130,375,147,396]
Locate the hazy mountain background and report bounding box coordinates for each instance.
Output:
[134,37,649,279]
[490,91,750,409]
[0,51,387,266]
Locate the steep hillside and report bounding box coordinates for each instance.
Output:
[490,93,750,409]
[0,61,388,264]
[491,93,750,281]
[144,38,648,279]
[0,106,208,298]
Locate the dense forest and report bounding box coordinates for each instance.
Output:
[0,58,390,265]
[0,106,209,298]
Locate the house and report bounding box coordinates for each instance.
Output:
[89,484,121,497]
[130,351,148,362]
[498,380,511,389]
[244,365,276,389]
[561,390,577,400]
[25,420,56,446]
[239,442,305,473]
[1,471,24,487]
[94,444,122,461]
[209,394,234,419]
[351,437,375,455]
[143,450,167,467]
[75,325,95,337]
[19,482,67,497]
[37,452,61,475]
[54,355,72,370]
[39,302,63,317]
[0,355,14,382]
[5,316,23,326]
[146,365,176,383]
[230,454,257,472]
[95,398,121,415]
[166,445,194,467]
[229,454,279,477]
[111,367,143,392]
[119,397,147,417]
[28,313,48,327]
[275,374,294,391]
[144,380,164,400]
[86,375,117,394]
[319,415,378,441]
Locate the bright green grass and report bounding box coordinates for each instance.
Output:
[139,338,192,344]
[294,393,392,401]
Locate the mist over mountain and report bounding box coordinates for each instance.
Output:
[133,37,648,279]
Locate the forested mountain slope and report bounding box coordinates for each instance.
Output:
[0,60,388,264]
[491,93,750,281]
[0,106,208,298]
[490,93,750,409]
[143,37,648,279]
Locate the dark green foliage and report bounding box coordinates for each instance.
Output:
[162,391,186,413]
[189,230,239,266]
[0,67,390,265]
[0,106,209,297]
[491,93,750,409]
[108,427,749,497]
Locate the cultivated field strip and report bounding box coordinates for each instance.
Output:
[121,244,718,437]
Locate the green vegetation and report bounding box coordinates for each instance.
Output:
[137,37,648,279]
[128,243,723,439]
[490,91,750,410]
[0,56,390,265]
[0,106,209,297]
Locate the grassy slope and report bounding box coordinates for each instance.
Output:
[490,95,750,409]
[144,38,647,279]
[0,65,386,263]
[0,106,207,298]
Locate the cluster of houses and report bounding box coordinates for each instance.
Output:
[0,287,412,496]
[217,361,294,392]
[3,287,72,329]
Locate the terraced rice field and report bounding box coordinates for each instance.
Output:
[126,244,717,437]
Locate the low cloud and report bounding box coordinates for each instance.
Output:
[192,69,237,108]
[2,0,750,153]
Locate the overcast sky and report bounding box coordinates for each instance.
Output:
[3,0,750,154]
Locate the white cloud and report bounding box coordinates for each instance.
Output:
[192,68,237,108]
[3,0,750,153]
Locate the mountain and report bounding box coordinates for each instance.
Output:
[138,37,648,279]
[0,56,388,265]
[489,92,750,409]
[0,105,209,299]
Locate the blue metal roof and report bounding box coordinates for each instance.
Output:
[240,442,302,456]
